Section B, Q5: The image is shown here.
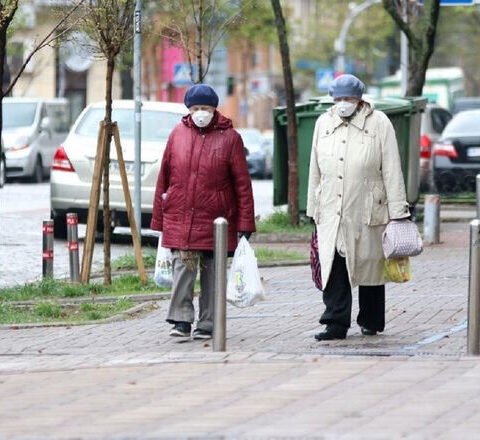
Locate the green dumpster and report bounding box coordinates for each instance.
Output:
[272,96,427,212]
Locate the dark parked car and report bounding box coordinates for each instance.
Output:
[452,97,480,115]
[432,109,480,193]
[237,128,267,178]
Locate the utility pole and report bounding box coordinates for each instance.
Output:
[133,0,142,237]
[400,0,409,96]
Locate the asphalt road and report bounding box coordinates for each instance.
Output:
[0,179,276,287]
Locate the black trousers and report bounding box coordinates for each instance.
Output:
[319,250,385,332]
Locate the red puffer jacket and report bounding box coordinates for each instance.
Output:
[150,111,255,252]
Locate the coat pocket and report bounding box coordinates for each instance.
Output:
[365,185,389,226]
[317,131,335,157]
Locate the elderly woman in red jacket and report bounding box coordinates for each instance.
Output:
[151,84,256,340]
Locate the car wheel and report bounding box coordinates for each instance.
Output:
[0,156,6,188]
[31,156,43,183]
[52,210,68,239]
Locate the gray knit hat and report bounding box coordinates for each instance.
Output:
[329,74,365,100]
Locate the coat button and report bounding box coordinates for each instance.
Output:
[342,140,346,143]
[326,131,329,135]
[338,194,342,198]
[344,123,348,127]
[365,130,369,134]
[337,211,341,216]
[339,157,344,161]
[338,175,343,179]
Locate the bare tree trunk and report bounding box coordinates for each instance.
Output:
[103,56,115,285]
[241,45,249,128]
[383,0,441,97]
[196,0,204,83]
[270,0,299,226]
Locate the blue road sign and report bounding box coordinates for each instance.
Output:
[316,68,335,91]
[173,63,196,87]
[418,0,474,5]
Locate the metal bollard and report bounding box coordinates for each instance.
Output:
[468,219,480,355]
[42,219,54,278]
[476,175,480,219]
[213,217,228,352]
[423,194,440,244]
[67,213,80,283]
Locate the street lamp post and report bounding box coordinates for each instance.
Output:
[133,0,142,237]
[334,0,381,74]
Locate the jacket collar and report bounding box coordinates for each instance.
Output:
[329,99,374,131]
[182,110,233,133]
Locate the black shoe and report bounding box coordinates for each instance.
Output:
[360,327,377,336]
[192,328,212,340]
[314,326,347,341]
[169,322,191,337]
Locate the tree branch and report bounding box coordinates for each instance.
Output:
[4,0,86,97]
[382,0,421,50]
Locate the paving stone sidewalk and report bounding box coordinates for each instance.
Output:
[0,222,478,439]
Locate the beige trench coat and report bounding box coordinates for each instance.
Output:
[306,101,410,288]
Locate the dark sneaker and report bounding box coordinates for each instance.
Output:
[169,322,191,337]
[360,327,377,336]
[314,325,347,341]
[192,328,212,340]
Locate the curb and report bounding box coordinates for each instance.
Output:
[0,301,157,330]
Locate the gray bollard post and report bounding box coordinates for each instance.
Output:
[67,213,80,283]
[213,217,228,352]
[423,194,440,244]
[476,175,480,219]
[468,219,480,355]
[42,219,54,278]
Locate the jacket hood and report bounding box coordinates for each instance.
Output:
[182,110,233,131]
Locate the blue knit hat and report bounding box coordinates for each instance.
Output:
[184,84,219,108]
[329,74,365,100]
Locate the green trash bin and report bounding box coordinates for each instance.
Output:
[272,95,427,212]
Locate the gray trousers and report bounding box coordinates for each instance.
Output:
[166,250,215,331]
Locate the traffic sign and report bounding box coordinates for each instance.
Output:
[173,63,196,87]
[316,68,335,91]
[418,0,475,5]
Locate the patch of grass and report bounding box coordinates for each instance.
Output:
[0,298,136,325]
[256,210,312,234]
[255,247,306,262]
[0,274,167,303]
[34,303,62,318]
[112,252,156,271]
[419,192,476,204]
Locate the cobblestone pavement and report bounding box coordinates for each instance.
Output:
[0,221,478,438]
[0,180,275,287]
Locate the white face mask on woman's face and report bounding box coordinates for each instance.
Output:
[192,110,214,127]
[335,101,358,118]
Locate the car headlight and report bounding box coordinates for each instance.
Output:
[7,137,30,152]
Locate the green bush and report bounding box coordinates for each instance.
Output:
[34,303,62,318]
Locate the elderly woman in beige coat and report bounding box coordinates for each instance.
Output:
[307,74,410,341]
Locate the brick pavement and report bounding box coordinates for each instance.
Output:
[0,222,478,438]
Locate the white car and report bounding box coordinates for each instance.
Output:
[50,100,187,238]
[4,98,70,182]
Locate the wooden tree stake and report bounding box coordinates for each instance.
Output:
[81,121,107,284]
[112,123,147,285]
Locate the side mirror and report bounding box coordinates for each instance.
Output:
[40,116,51,133]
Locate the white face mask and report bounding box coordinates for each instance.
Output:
[192,110,214,128]
[335,101,357,118]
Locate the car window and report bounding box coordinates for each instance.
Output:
[75,108,183,141]
[442,110,480,137]
[430,108,452,134]
[3,102,37,128]
[46,103,71,133]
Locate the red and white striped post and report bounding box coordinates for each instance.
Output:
[42,219,54,278]
[67,213,80,283]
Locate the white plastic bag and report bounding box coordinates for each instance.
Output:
[153,233,173,288]
[227,237,265,308]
